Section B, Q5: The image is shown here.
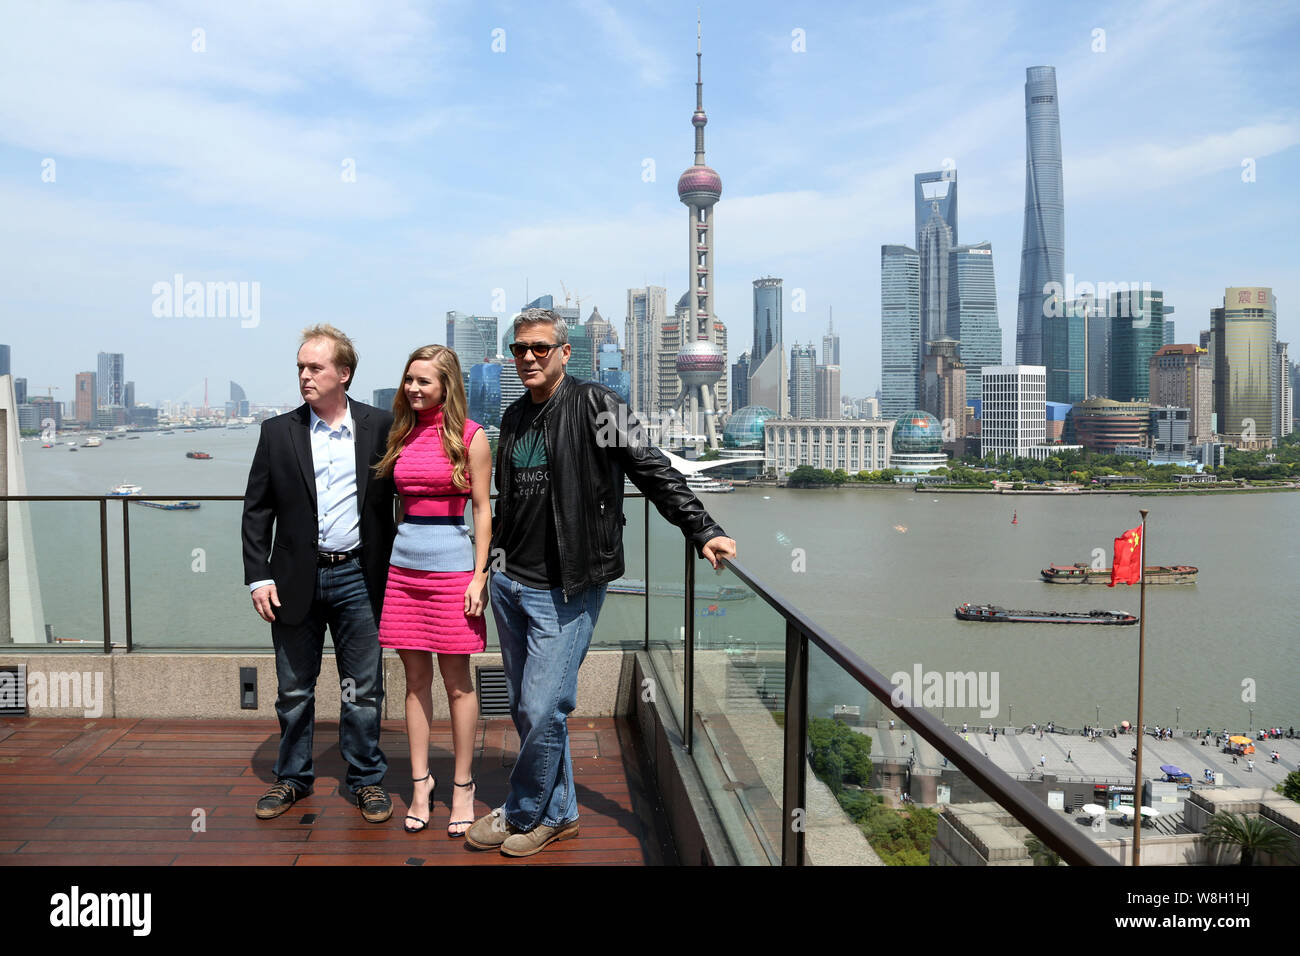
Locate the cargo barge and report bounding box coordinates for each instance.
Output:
[1040,563,1197,585]
[955,603,1137,625]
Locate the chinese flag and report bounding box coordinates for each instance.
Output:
[1109,525,1142,587]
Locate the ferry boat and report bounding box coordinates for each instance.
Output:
[608,578,751,601]
[186,451,213,459]
[955,603,1137,625]
[133,499,201,511]
[1040,563,1198,585]
[685,473,734,494]
[108,483,144,496]
[83,437,102,447]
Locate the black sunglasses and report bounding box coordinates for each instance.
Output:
[509,342,560,359]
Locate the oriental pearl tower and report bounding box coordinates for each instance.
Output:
[673,18,726,449]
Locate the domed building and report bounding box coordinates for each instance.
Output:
[891,409,949,474]
[722,405,776,450]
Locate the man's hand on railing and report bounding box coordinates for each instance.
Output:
[701,535,737,570]
[251,584,281,623]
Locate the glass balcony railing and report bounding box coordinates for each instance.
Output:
[1,492,1120,866]
[639,503,1119,868]
[1,493,650,651]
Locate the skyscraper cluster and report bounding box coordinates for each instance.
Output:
[881,168,1002,429]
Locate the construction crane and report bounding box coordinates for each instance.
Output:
[33,384,62,398]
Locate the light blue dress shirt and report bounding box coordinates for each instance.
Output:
[309,402,362,553]
[248,400,362,593]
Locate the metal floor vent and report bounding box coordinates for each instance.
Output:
[476,667,510,717]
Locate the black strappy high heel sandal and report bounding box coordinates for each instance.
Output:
[447,778,476,838]
[404,772,436,833]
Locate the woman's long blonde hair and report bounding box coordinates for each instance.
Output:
[374,345,470,489]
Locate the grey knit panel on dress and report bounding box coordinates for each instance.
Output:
[390,522,475,572]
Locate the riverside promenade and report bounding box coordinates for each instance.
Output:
[868,726,1298,792]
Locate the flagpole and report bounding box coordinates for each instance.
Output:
[1132,508,1148,865]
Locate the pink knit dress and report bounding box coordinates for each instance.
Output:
[377,406,486,654]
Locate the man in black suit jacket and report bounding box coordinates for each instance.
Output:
[241,325,397,822]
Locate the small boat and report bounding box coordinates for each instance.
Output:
[1040,563,1198,585]
[955,603,1137,625]
[126,435,141,440]
[41,443,53,448]
[686,473,734,493]
[68,445,78,452]
[108,483,144,496]
[186,451,212,459]
[83,437,102,447]
[1011,510,1018,525]
[133,499,201,511]
[160,430,175,435]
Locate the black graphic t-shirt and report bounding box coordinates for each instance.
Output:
[499,398,563,589]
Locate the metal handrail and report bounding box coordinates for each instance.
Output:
[713,554,1118,867]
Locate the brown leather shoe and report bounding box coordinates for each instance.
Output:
[500,818,580,858]
[255,780,312,820]
[464,808,520,849]
[355,784,392,823]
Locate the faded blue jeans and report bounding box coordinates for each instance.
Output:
[490,571,606,830]
[270,557,387,794]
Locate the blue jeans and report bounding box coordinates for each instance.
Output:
[490,571,606,830]
[270,557,387,794]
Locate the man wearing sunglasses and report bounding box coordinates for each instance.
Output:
[467,307,736,857]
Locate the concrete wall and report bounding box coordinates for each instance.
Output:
[0,648,628,720]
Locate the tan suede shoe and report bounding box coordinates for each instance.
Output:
[500,818,580,858]
[464,808,520,849]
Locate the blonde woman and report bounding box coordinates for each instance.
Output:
[375,346,490,837]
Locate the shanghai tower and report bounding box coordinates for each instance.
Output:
[1015,66,1064,367]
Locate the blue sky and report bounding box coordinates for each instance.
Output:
[1,0,1297,407]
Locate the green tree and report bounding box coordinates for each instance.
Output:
[1026,835,1062,866]
[1203,811,1295,866]
[1276,770,1300,803]
[807,717,873,795]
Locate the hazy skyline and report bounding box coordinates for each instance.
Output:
[2,0,1297,408]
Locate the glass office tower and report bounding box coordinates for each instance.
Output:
[948,242,1001,404]
[1212,287,1278,447]
[881,245,921,420]
[469,362,502,429]
[752,277,782,368]
[1045,299,1087,404]
[1015,66,1065,368]
[1109,289,1165,402]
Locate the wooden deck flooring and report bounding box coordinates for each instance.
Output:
[0,716,674,866]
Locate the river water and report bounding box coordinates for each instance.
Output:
[15,428,1299,732]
